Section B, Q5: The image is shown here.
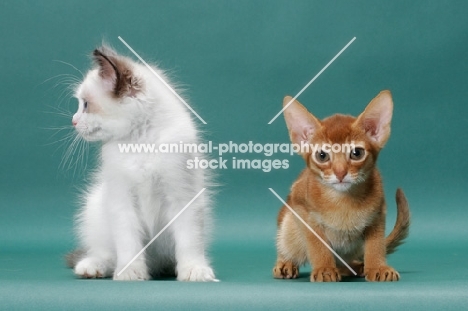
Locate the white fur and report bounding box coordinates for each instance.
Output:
[71,52,216,281]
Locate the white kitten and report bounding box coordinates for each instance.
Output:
[68,46,216,281]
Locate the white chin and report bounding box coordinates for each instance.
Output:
[81,135,101,142]
[77,129,104,141]
[331,183,352,191]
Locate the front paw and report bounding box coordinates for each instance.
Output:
[364,266,400,282]
[273,261,299,279]
[113,263,150,281]
[74,257,110,279]
[310,267,341,282]
[113,268,150,281]
[177,264,218,282]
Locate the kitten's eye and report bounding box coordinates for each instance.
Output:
[315,150,330,163]
[83,101,88,112]
[350,147,365,161]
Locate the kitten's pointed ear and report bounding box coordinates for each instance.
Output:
[356,90,393,147]
[93,47,119,83]
[92,47,141,98]
[283,96,321,146]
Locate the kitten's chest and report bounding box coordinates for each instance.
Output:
[310,207,375,254]
[315,207,376,233]
[101,143,163,181]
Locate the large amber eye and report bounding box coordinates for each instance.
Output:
[315,150,330,163]
[350,147,365,161]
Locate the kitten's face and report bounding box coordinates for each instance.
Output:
[73,70,133,142]
[306,115,376,192]
[283,91,393,192]
[72,47,143,142]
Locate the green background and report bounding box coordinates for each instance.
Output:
[1,0,467,309]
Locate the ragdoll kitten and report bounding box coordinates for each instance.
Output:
[66,46,216,281]
[273,90,410,282]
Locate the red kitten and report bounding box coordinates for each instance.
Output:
[273,91,410,282]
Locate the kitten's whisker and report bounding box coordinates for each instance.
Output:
[53,60,84,78]
[41,110,73,119]
[72,135,89,176]
[76,138,86,177]
[61,134,80,171]
[72,138,84,177]
[52,132,76,157]
[41,125,73,131]
[53,80,80,91]
[57,85,76,103]
[52,76,80,86]
[45,132,76,146]
[45,103,72,113]
[60,140,75,170]
[57,96,73,111]
[42,74,79,106]
[38,73,80,87]
[82,139,89,175]
[82,140,90,173]
[42,78,79,103]
[50,112,72,119]
[42,108,71,115]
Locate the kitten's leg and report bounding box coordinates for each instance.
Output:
[105,181,150,281]
[166,190,217,282]
[298,214,341,282]
[363,208,400,282]
[273,210,302,279]
[74,185,114,278]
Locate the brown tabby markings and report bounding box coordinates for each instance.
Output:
[273,90,410,282]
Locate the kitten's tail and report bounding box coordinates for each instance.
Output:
[65,249,85,268]
[386,188,410,255]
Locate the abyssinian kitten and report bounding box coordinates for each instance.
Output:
[273,90,410,282]
[66,46,217,281]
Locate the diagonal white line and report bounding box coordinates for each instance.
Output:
[116,188,206,277]
[268,37,356,124]
[118,36,207,125]
[268,188,357,276]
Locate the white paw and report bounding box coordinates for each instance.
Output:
[74,258,109,278]
[177,264,218,282]
[113,265,150,281]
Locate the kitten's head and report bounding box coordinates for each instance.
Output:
[283,91,393,192]
[72,46,144,141]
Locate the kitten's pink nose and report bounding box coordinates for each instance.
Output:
[334,169,347,182]
[72,120,77,126]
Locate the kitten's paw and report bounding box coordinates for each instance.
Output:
[74,258,110,279]
[364,266,400,282]
[310,267,341,282]
[273,261,299,279]
[113,266,150,281]
[177,264,218,282]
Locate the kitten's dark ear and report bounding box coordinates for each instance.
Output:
[92,47,141,98]
[283,96,321,147]
[93,47,119,83]
[356,90,393,147]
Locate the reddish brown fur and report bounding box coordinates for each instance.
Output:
[273,90,410,282]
